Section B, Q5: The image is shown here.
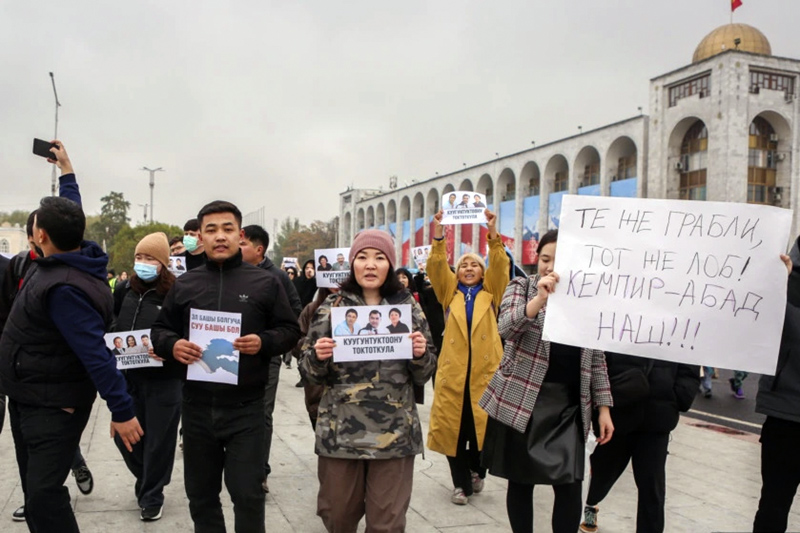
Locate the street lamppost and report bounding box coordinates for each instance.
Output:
[140,167,164,223]
[49,72,61,197]
[138,203,149,224]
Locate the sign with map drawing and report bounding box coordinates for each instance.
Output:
[187,308,242,385]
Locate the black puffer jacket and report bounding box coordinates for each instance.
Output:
[602,353,699,434]
[756,236,800,423]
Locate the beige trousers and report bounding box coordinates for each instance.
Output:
[316,455,415,533]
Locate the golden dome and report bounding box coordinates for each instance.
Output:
[693,23,771,63]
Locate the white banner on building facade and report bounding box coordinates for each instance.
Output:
[542,195,792,375]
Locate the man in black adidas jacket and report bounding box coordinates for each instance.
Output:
[150,200,300,533]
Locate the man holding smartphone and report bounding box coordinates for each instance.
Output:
[0,141,143,533]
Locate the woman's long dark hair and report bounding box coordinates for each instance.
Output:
[395,267,417,294]
[537,229,558,255]
[339,265,405,298]
[129,266,176,296]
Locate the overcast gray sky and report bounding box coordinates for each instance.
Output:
[1,0,796,232]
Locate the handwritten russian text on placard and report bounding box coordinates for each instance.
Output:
[543,195,791,375]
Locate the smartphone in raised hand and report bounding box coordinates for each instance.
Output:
[32,138,57,160]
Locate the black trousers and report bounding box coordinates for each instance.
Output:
[506,479,582,533]
[182,396,266,533]
[263,357,281,478]
[0,393,6,434]
[446,397,486,496]
[8,399,92,533]
[585,430,669,533]
[113,375,182,509]
[754,416,800,532]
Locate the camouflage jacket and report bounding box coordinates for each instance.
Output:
[300,289,436,459]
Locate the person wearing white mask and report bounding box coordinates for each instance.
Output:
[110,232,182,521]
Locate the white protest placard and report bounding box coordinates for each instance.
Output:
[168,256,187,277]
[315,247,351,288]
[441,191,488,225]
[187,309,242,385]
[543,195,792,375]
[104,329,163,370]
[331,304,413,362]
[281,257,298,270]
[412,246,431,269]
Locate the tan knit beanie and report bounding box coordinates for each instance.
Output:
[135,232,170,268]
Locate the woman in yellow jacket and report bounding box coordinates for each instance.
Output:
[427,207,510,505]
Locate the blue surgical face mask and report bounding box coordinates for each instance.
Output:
[183,235,198,252]
[134,262,159,282]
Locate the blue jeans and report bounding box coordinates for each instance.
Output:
[182,395,265,533]
[9,400,92,533]
[702,368,749,392]
[731,370,749,389]
[701,367,713,392]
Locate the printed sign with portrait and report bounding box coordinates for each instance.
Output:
[412,245,431,269]
[331,304,413,362]
[104,329,162,370]
[315,247,351,288]
[168,256,187,277]
[281,257,298,270]
[441,191,488,225]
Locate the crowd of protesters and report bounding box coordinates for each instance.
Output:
[0,140,798,533]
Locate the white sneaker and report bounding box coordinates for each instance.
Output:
[451,487,468,505]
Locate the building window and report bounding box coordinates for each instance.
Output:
[553,171,568,192]
[750,70,795,95]
[529,177,540,196]
[0,239,8,254]
[668,73,711,107]
[502,182,516,201]
[747,117,778,205]
[582,163,600,186]
[616,155,636,180]
[679,121,708,201]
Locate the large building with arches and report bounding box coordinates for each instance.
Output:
[339,23,800,270]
